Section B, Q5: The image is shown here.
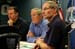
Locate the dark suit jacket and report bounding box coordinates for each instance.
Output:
[12,18,29,41]
[44,15,65,49]
[6,17,29,41]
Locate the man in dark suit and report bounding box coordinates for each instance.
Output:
[36,1,65,49]
[7,6,29,41]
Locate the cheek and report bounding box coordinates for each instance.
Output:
[47,11,51,14]
[32,17,40,23]
[11,15,15,18]
[45,10,51,15]
[10,15,16,19]
[47,10,54,15]
[32,17,37,21]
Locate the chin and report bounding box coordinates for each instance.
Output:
[32,22,38,24]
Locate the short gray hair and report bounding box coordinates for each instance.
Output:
[31,8,42,15]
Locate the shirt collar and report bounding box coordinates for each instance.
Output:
[33,20,43,26]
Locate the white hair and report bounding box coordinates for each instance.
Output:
[44,1,58,8]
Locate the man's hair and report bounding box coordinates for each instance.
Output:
[8,6,19,13]
[44,1,58,9]
[46,0,58,3]
[31,8,42,15]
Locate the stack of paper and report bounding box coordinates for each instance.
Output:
[17,41,36,49]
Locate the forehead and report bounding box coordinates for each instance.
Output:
[8,9,15,13]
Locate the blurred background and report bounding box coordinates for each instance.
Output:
[0,0,70,24]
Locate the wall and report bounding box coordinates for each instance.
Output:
[0,0,43,24]
[0,0,69,24]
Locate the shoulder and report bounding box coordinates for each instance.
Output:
[50,16,65,27]
[18,17,29,25]
[42,19,49,25]
[19,17,27,23]
[53,16,63,24]
[29,22,35,28]
[30,22,34,26]
[17,17,30,28]
[42,19,48,25]
[40,20,48,28]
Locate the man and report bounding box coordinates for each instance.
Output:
[7,6,29,41]
[36,1,65,49]
[27,8,49,43]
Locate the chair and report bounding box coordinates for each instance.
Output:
[0,25,21,49]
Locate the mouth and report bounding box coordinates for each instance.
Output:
[45,15,52,19]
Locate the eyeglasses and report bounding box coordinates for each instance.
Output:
[43,6,56,10]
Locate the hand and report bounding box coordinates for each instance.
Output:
[36,38,55,49]
[39,42,49,49]
[27,31,34,37]
[8,19,14,26]
[39,43,54,49]
[35,37,44,46]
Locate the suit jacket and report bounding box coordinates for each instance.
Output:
[44,15,65,49]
